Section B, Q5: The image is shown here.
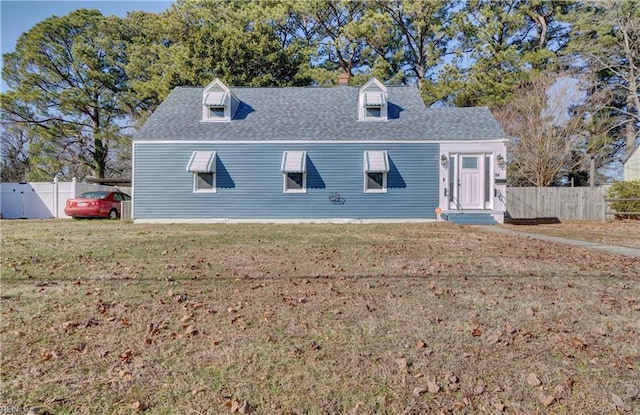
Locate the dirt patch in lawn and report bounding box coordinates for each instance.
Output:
[1,220,639,414]
[503,220,640,249]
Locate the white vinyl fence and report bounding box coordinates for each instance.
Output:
[506,187,610,221]
[1,179,125,219]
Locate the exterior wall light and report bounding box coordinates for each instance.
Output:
[440,154,448,168]
[496,154,506,168]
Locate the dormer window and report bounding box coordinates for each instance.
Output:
[366,107,381,118]
[359,78,388,121]
[202,79,239,122]
[208,106,225,119]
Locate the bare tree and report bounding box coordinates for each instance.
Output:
[495,75,591,187]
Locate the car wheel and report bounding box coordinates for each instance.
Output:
[108,209,118,220]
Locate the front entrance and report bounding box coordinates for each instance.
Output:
[459,155,482,209]
[448,154,491,211]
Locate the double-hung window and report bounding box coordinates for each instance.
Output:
[281,151,307,193]
[363,151,389,193]
[187,151,217,193]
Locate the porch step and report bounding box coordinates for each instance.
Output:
[446,213,497,225]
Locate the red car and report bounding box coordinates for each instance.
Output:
[64,191,131,219]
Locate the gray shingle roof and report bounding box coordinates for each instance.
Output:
[134,84,506,141]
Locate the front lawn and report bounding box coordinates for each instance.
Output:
[1,220,638,414]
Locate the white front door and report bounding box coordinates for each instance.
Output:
[458,155,483,209]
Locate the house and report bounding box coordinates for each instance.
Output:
[132,77,508,224]
[624,144,640,181]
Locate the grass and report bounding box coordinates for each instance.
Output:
[503,220,640,249]
[1,220,639,414]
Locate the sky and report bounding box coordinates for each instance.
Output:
[0,0,174,91]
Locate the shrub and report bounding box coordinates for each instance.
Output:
[607,180,640,219]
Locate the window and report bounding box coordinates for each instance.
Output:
[285,172,304,191]
[462,157,478,169]
[282,151,307,193]
[363,151,389,193]
[366,107,381,118]
[366,172,385,191]
[484,155,491,203]
[195,172,215,192]
[358,79,388,121]
[187,151,217,193]
[363,91,385,120]
[202,90,228,121]
[208,106,225,119]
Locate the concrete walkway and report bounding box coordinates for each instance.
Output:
[480,226,640,258]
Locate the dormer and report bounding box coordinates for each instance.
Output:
[358,78,388,121]
[202,79,240,122]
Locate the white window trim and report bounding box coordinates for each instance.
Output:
[283,171,307,193]
[187,151,217,193]
[363,150,389,193]
[208,106,227,120]
[282,151,307,193]
[364,171,387,193]
[203,105,230,122]
[358,78,388,121]
[193,171,216,193]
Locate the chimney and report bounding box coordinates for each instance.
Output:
[337,72,350,86]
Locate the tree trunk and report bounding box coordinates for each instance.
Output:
[627,92,637,159]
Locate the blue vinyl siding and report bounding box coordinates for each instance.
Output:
[133,142,439,219]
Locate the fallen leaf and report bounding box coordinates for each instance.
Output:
[571,337,587,350]
[555,379,574,397]
[118,369,133,381]
[486,334,499,345]
[80,318,99,328]
[413,386,427,397]
[415,340,426,349]
[611,394,631,411]
[183,325,198,337]
[527,373,541,387]
[120,349,133,363]
[131,401,145,411]
[427,381,440,393]
[62,321,78,331]
[238,400,250,414]
[395,357,408,371]
[540,395,555,407]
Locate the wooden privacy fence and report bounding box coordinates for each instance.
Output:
[506,187,610,221]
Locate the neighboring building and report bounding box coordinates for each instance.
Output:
[132,78,508,224]
[624,144,640,181]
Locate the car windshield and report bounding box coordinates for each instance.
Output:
[79,191,109,200]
